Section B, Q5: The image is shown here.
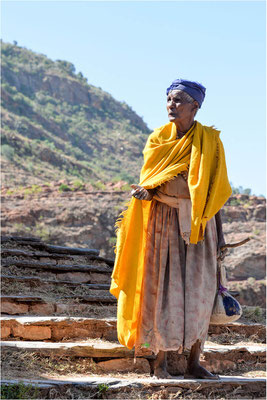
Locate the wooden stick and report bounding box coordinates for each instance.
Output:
[220,237,250,251]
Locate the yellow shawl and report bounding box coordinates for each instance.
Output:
[110,120,232,349]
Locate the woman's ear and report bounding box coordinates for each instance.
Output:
[193,101,199,116]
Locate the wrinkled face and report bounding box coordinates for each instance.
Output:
[166,90,199,124]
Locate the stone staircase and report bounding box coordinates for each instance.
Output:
[1,236,266,399]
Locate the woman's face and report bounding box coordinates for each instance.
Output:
[166,90,198,124]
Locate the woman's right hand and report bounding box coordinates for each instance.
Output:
[131,184,154,201]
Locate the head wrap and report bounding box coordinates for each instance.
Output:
[166,78,206,108]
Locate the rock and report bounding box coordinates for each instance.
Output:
[231,255,266,280]
[12,325,51,340]
[56,272,91,283]
[97,357,150,373]
[201,359,236,373]
[30,303,55,315]
[228,280,266,307]
[55,303,70,314]
[1,301,29,315]
[39,257,57,264]
[51,320,117,341]
[236,194,249,202]
[208,323,266,341]
[1,326,11,339]
[253,205,266,221]
[222,207,247,222]
[90,272,110,284]
[51,326,94,341]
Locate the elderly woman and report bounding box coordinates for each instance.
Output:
[110,79,232,380]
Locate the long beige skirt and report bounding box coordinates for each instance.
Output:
[135,199,218,355]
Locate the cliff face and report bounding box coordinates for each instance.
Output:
[1,41,150,187]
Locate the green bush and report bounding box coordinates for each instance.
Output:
[72,180,85,190]
[229,198,240,206]
[1,381,39,399]
[59,183,71,192]
[1,144,15,161]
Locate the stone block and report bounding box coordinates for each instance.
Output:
[56,272,91,283]
[1,301,29,315]
[202,359,236,374]
[30,303,55,315]
[55,303,69,314]
[39,258,57,264]
[1,326,11,338]
[12,325,51,340]
[90,272,110,284]
[97,357,150,373]
[51,326,91,341]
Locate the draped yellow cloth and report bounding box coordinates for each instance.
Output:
[110,120,232,349]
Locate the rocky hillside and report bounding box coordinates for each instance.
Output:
[1,40,150,187]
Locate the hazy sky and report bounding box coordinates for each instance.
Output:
[2,0,266,195]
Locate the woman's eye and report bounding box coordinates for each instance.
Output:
[167,97,181,103]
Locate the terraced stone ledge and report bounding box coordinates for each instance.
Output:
[1,316,265,342]
[1,376,266,399]
[1,340,265,375]
[1,316,117,341]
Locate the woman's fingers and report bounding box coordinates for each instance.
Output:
[130,185,150,200]
[137,189,148,199]
[217,248,229,261]
[131,184,142,191]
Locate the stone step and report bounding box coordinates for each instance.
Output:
[1,248,114,266]
[1,235,41,243]
[2,266,111,285]
[1,316,265,343]
[0,274,239,304]
[1,316,117,341]
[2,259,112,273]
[1,295,116,316]
[1,274,110,289]
[1,276,112,302]
[1,340,265,375]
[1,376,265,399]
[1,236,100,257]
[1,376,266,399]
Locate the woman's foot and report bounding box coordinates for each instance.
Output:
[153,350,174,379]
[184,363,220,380]
[154,366,173,379]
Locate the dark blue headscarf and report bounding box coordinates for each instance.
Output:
[166,79,206,108]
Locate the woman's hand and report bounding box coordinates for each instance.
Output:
[217,240,229,261]
[131,184,154,201]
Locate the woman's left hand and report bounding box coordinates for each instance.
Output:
[131,184,154,201]
[217,238,228,261]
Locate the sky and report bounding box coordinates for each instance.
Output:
[1,0,266,195]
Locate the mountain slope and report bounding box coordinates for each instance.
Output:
[1,40,151,186]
